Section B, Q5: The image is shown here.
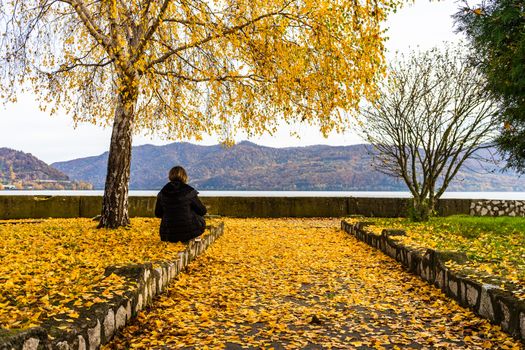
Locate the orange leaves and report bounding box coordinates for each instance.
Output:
[0,217,220,329]
[106,218,521,349]
[473,8,484,16]
[355,216,525,299]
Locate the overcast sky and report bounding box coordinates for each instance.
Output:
[0,0,463,164]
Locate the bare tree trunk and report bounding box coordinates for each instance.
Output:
[98,81,137,228]
[411,195,431,222]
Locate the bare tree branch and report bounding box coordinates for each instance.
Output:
[358,45,500,220]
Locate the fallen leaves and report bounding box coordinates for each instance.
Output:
[0,217,218,329]
[106,218,522,349]
[352,216,525,299]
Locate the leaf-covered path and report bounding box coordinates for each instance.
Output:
[106,219,522,349]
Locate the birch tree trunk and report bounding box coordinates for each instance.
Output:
[98,78,138,228]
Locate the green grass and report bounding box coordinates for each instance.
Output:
[357,215,525,297]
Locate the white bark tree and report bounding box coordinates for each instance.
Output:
[1,0,400,228]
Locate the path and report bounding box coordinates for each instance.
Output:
[106,219,522,349]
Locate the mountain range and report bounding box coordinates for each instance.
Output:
[51,141,524,191]
[0,148,92,190]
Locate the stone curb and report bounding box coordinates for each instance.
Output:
[0,223,224,350]
[341,220,525,343]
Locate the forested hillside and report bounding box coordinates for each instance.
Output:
[0,148,92,190]
[52,142,523,191]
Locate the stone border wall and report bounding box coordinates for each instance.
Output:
[0,196,475,219]
[470,200,525,217]
[3,196,525,219]
[0,223,224,350]
[341,220,525,343]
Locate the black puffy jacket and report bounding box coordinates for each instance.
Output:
[154,181,207,242]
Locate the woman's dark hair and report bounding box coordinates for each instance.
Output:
[168,166,188,183]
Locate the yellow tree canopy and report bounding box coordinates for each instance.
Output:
[1,0,399,141]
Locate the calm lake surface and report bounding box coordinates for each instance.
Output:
[1,190,525,200]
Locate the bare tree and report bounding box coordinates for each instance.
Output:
[358,46,499,220]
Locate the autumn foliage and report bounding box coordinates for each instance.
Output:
[355,216,525,299]
[106,218,521,349]
[0,218,221,329]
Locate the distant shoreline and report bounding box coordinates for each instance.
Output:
[1,190,525,200]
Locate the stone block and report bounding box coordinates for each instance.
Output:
[163,266,169,285]
[479,285,496,321]
[56,341,70,350]
[448,279,459,298]
[466,283,479,308]
[87,320,101,350]
[22,338,39,350]
[460,281,466,305]
[103,309,115,341]
[126,301,132,320]
[520,312,525,341]
[169,263,176,280]
[419,263,427,280]
[386,245,395,258]
[135,294,143,313]
[167,264,173,280]
[115,305,127,329]
[154,267,163,288]
[398,249,407,266]
[78,336,86,350]
[435,268,445,290]
[499,301,511,331]
[144,285,150,304]
[140,284,149,306]
[147,282,153,301]
[150,278,157,298]
[143,269,150,283]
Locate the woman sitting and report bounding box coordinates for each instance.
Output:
[154,166,207,242]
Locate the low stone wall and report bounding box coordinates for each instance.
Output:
[470,200,525,217]
[3,195,523,219]
[341,220,525,343]
[0,196,475,219]
[0,224,224,350]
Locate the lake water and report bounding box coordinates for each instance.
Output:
[1,190,525,200]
